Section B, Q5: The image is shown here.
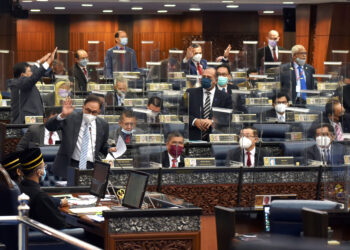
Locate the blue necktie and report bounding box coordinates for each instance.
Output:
[298,66,307,100]
[78,123,90,170]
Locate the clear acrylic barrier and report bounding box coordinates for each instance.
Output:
[54,50,69,76]
[168,50,186,88]
[140,41,160,69]
[192,41,213,62]
[227,50,246,72]
[263,62,282,82]
[0,50,14,91]
[146,61,162,83]
[331,50,349,63]
[87,41,105,67]
[278,50,292,64]
[242,41,258,71]
[324,62,343,82]
[185,75,201,89]
[111,50,134,73]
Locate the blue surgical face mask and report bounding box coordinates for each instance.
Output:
[201,77,212,89]
[40,168,46,182]
[217,76,228,87]
[122,128,134,135]
[120,37,128,46]
[79,58,89,67]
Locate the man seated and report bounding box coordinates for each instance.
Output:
[109,109,138,145]
[150,131,185,168]
[226,126,268,167]
[19,148,68,229]
[237,68,259,90]
[113,76,129,106]
[146,96,164,123]
[16,107,62,151]
[305,124,347,165]
[260,92,291,122]
[1,152,23,185]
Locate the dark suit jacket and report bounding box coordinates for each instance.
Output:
[280,62,316,103]
[104,46,139,78]
[8,65,46,124]
[225,146,269,167]
[187,86,233,140]
[308,113,350,138]
[257,46,284,69]
[72,63,88,91]
[181,59,207,75]
[45,111,109,178]
[16,124,62,151]
[150,151,185,168]
[226,84,247,113]
[304,143,347,165]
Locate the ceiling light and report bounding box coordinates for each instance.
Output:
[36,0,48,2]
[30,9,41,12]
[164,4,176,7]
[226,5,239,8]
[157,10,168,13]
[102,10,113,13]
[54,7,66,10]
[131,6,143,10]
[283,1,294,4]
[222,0,234,2]
[119,0,130,2]
[81,4,93,7]
[22,0,32,2]
[189,7,201,11]
[263,10,275,14]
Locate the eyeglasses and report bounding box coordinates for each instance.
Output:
[84,107,99,115]
[240,134,255,138]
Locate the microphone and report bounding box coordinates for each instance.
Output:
[89,126,95,162]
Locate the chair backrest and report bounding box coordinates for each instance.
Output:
[211,145,240,167]
[281,141,316,164]
[253,123,291,141]
[40,145,60,162]
[214,206,235,250]
[302,208,328,240]
[246,105,271,115]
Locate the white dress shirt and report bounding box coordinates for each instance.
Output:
[268,45,279,60]
[168,153,180,168]
[78,64,88,81]
[202,87,216,108]
[44,128,60,145]
[276,112,286,122]
[244,147,256,167]
[317,144,332,163]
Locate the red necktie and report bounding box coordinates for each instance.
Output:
[272,48,277,62]
[120,47,125,65]
[83,67,88,78]
[246,151,252,167]
[197,62,202,75]
[171,158,177,168]
[48,131,53,145]
[125,134,130,144]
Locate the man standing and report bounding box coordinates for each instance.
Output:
[104,30,139,78]
[187,67,232,141]
[9,48,57,124]
[72,49,89,91]
[182,44,207,75]
[45,95,109,178]
[280,45,316,104]
[257,30,285,70]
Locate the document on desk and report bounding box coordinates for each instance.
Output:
[69,206,111,215]
[106,135,127,160]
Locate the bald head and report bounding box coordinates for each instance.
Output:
[75,50,88,61]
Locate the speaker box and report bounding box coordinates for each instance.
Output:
[283,8,296,32]
[0,0,11,13]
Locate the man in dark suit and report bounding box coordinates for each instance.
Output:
[280,45,316,105]
[9,48,57,124]
[260,92,292,122]
[181,43,207,75]
[45,95,110,178]
[305,124,347,165]
[226,126,268,167]
[257,30,285,70]
[16,107,62,151]
[150,131,185,168]
[187,67,233,141]
[104,30,139,78]
[72,49,89,91]
[109,109,139,145]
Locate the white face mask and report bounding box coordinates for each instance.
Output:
[120,37,128,46]
[122,128,134,135]
[275,103,287,114]
[83,113,97,124]
[239,136,252,149]
[316,136,331,148]
[295,57,306,66]
[193,53,202,63]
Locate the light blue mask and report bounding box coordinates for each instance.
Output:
[79,58,89,67]
[122,128,134,135]
[217,76,228,87]
[40,168,46,182]
[120,38,128,46]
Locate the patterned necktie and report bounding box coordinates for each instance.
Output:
[83,67,88,78]
[272,48,277,62]
[335,123,344,141]
[48,131,53,145]
[298,66,307,100]
[197,62,202,75]
[246,151,252,167]
[78,123,90,170]
[323,149,331,164]
[201,91,211,140]
[171,158,177,168]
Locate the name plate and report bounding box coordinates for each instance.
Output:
[317,82,339,91]
[98,115,120,123]
[0,100,10,107]
[294,114,319,122]
[168,72,185,79]
[232,114,257,123]
[134,134,164,144]
[148,83,172,91]
[159,115,181,123]
[184,157,216,167]
[87,84,114,91]
[72,99,85,106]
[36,84,55,92]
[255,194,297,209]
[264,157,294,167]
[245,97,271,105]
[209,134,238,143]
[25,116,43,124]
[285,132,303,141]
[306,97,331,105]
[124,98,148,107]
[113,159,133,168]
[256,82,281,91]
[344,155,350,165]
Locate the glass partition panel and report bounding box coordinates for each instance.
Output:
[168,49,186,88]
[242,41,258,71]
[146,61,162,83]
[54,50,69,77]
[140,41,160,69]
[324,62,342,82]
[278,50,292,64]
[87,41,105,67]
[331,50,349,63]
[192,41,212,62]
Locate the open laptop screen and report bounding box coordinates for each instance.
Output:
[122,170,149,208]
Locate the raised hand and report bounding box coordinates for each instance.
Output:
[61,97,75,118]
[38,53,51,64]
[223,44,232,58]
[185,47,194,60]
[46,47,58,65]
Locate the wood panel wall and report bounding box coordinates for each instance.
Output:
[16,15,55,62]
[258,15,284,48]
